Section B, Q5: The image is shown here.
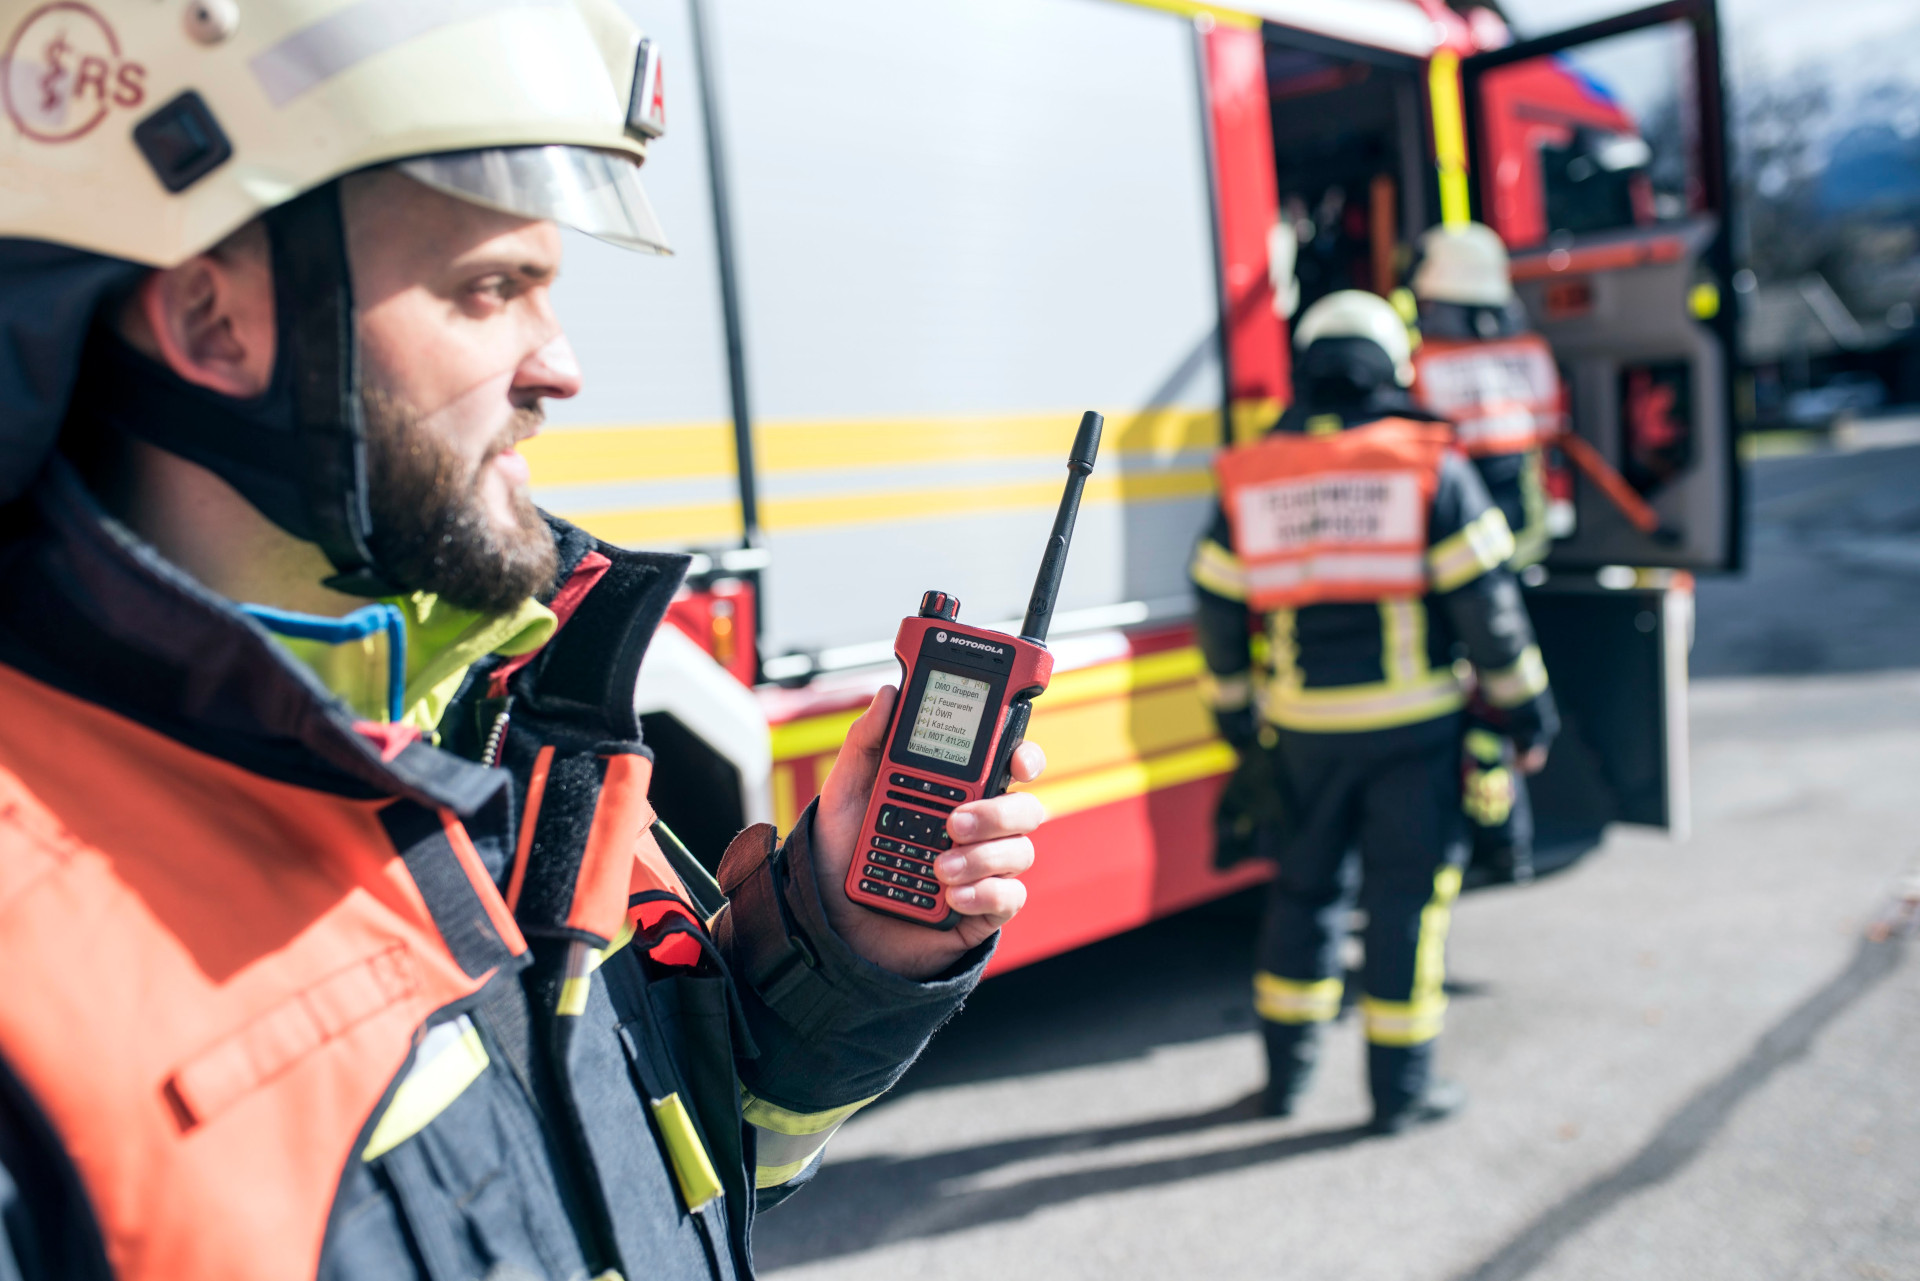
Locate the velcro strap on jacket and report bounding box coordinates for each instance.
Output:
[717,823,845,1041]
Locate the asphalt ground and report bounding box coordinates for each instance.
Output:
[757,441,1920,1281]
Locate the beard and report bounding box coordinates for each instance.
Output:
[362,389,559,615]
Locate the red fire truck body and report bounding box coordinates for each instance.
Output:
[534,0,1741,975]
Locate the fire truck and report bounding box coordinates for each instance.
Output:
[527,0,1741,973]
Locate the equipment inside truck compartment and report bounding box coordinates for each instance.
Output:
[1264,31,1429,317]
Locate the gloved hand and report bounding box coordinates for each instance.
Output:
[1213,705,1261,754]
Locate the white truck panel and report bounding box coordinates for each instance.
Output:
[708,0,1225,655]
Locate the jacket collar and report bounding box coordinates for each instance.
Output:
[0,459,687,815]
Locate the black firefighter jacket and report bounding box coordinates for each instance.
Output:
[0,460,989,1281]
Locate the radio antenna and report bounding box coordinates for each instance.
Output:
[1020,410,1103,645]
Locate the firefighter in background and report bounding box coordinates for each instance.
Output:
[1191,291,1559,1132]
[1410,222,1566,883]
[0,4,1047,1276]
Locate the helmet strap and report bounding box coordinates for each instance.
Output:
[263,184,398,597]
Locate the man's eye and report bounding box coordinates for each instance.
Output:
[470,276,518,303]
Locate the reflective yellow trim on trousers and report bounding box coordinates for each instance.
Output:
[1429,508,1515,593]
[1364,865,1463,1047]
[1481,645,1548,708]
[1189,538,1248,602]
[362,1018,490,1161]
[1254,972,1343,1024]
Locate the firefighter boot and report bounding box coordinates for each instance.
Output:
[1260,1021,1323,1117]
[1367,1042,1466,1134]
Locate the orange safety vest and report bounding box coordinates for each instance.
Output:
[1412,333,1562,457]
[1214,418,1451,611]
[0,661,695,1281]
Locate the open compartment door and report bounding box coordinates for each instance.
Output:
[1525,581,1692,861]
[1463,0,1741,573]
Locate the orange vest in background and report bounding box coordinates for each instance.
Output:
[1214,418,1450,611]
[1412,332,1562,456]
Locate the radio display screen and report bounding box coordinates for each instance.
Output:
[905,669,993,766]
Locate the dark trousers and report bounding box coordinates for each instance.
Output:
[1254,716,1467,1113]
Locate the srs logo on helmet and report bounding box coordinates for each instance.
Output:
[3,2,147,144]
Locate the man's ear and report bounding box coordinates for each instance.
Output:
[130,225,276,398]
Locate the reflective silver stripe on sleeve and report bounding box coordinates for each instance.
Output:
[743,1091,880,1190]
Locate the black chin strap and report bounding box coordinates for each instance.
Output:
[67,183,399,597]
[264,185,395,596]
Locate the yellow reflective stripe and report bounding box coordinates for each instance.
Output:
[651,1092,724,1210]
[1263,672,1464,733]
[754,1153,820,1191]
[1428,508,1515,592]
[363,1018,490,1161]
[1189,538,1248,602]
[1198,669,1253,712]
[742,1092,880,1137]
[555,918,640,1018]
[1379,599,1428,686]
[1364,865,1463,1047]
[742,1090,881,1190]
[1464,764,1515,825]
[1481,645,1548,708]
[1509,450,1551,570]
[1362,997,1447,1046]
[1463,728,1505,763]
[1255,972,1343,1023]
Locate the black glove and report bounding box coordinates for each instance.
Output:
[1213,705,1260,753]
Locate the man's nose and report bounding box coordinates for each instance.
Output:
[515,332,582,403]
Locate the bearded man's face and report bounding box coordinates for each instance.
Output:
[362,388,556,615]
[343,169,581,613]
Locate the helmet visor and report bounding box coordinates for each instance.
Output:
[397,145,670,255]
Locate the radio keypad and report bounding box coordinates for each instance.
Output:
[889,773,968,803]
[858,877,937,911]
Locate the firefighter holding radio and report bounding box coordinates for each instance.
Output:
[1410,222,1567,884]
[0,3,1043,1277]
[1191,290,1559,1132]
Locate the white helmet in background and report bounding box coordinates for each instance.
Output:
[1292,290,1416,388]
[1411,222,1514,308]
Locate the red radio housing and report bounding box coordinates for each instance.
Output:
[843,602,1053,928]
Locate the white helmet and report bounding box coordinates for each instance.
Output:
[1,0,670,590]
[1411,223,1513,308]
[1292,290,1416,388]
[1,0,668,265]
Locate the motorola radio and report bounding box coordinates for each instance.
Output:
[844,410,1104,928]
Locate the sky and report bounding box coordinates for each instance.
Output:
[1500,0,1920,93]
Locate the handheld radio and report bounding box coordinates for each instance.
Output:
[844,410,1104,928]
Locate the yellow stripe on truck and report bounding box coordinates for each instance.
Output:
[554,468,1215,546]
[768,649,1236,823]
[1024,740,1237,819]
[1026,682,1215,780]
[769,648,1210,766]
[528,409,1224,486]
